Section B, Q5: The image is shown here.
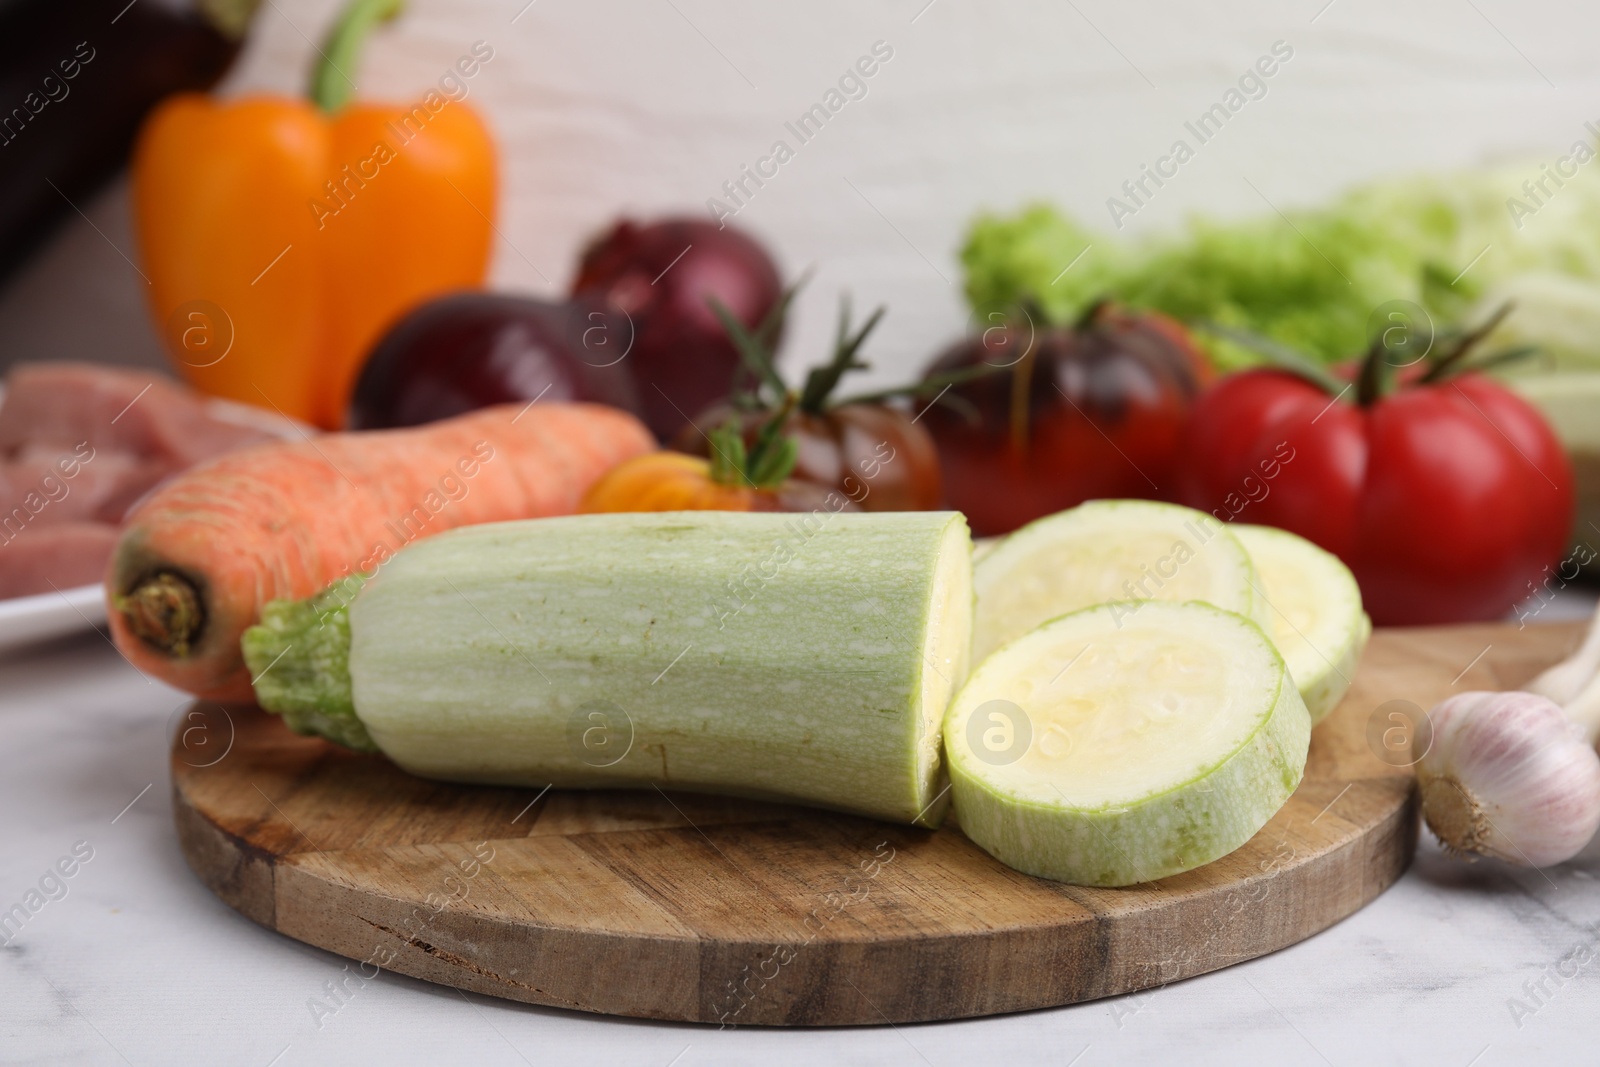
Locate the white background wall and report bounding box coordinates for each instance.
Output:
[4,0,1597,391]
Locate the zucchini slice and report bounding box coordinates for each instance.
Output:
[972,500,1264,663]
[1233,524,1370,725]
[946,601,1310,886]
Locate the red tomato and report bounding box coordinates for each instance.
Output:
[1175,367,1573,625]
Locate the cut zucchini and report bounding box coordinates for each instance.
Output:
[1232,524,1370,725]
[972,500,1265,662]
[244,510,973,827]
[947,601,1309,886]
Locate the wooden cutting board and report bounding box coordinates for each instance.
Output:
[170,621,1579,1026]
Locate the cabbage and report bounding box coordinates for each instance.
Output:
[961,160,1600,371]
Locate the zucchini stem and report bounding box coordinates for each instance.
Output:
[241,578,377,751]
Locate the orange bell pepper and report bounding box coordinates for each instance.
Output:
[132,0,495,429]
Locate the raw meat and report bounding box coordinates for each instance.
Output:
[0,362,278,467]
[0,522,119,599]
[0,362,296,604]
[1,446,170,526]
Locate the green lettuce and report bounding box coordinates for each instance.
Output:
[962,161,1600,371]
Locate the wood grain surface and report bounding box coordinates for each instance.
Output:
[170,621,1581,1026]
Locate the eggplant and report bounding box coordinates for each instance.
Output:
[0,0,252,283]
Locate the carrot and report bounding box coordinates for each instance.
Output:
[107,402,653,701]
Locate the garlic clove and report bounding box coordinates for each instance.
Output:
[1557,666,1600,747]
[1526,604,1600,707]
[1417,691,1600,867]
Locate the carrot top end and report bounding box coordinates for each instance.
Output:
[116,571,206,658]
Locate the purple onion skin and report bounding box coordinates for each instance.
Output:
[571,217,782,440]
[347,292,644,432]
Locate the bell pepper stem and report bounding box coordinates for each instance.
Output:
[309,0,406,113]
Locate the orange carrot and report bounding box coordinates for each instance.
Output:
[107,402,652,701]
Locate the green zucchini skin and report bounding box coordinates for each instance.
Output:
[946,602,1311,886]
[244,576,375,751]
[253,510,974,827]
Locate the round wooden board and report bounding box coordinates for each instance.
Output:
[170,621,1579,1026]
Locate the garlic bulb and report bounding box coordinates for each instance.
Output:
[1417,691,1600,867]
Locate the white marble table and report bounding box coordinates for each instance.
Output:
[4,611,1600,1067]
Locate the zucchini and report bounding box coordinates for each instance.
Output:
[243,510,973,827]
[1232,524,1370,724]
[972,500,1265,662]
[947,600,1309,886]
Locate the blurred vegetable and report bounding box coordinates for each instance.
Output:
[348,293,641,430]
[960,161,1600,370]
[572,217,782,440]
[585,414,848,515]
[1175,320,1573,625]
[1474,273,1600,374]
[110,402,652,702]
[133,0,495,429]
[673,296,943,512]
[914,302,1210,537]
[0,0,253,282]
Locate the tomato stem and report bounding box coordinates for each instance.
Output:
[839,362,1005,407]
[1194,321,1346,395]
[797,296,884,415]
[1008,340,1035,455]
[1073,298,1109,332]
[1418,302,1517,384]
[717,280,1001,415]
[1355,334,1391,405]
[708,284,799,402]
[310,0,405,114]
[708,395,798,489]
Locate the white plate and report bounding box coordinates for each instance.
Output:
[0,582,107,653]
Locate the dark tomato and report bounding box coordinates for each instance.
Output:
[915,304,1210,536]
